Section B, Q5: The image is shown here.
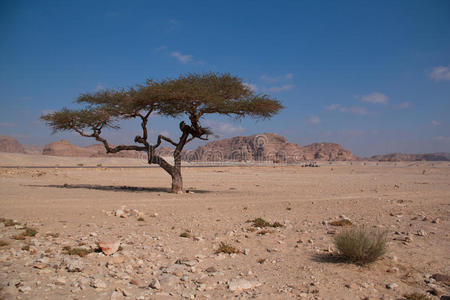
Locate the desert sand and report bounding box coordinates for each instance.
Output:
[0,153,449,299]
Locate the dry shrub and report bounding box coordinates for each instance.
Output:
[62,246,93,257]
[334,227,388,265]
[0,240,9,247]
[0,218,20,227]
[249,218,283,228]
[215,242,240,254]
[403,293,432,300]
[330,219,353,227]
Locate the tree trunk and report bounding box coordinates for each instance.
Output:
[171,169,183,193]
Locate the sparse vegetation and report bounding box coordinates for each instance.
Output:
[215,242,240,254]
[21,245,30,251]
[62,246,93,257]
[257,258,266,264]
[333,227,388,265]
[403,293,432,300]
[137,217,145,221]
[0,240,9,247]
[180,230,192,238]
[0,218,20,227]
[11,227,37,240]
[249,218,284,228]
[330,219,353,227]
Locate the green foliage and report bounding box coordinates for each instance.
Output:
[333,227,388,265]
[41,72,283,137]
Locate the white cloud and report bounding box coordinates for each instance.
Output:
[95,84,105,92]
[325,104,368,115]
[243,83,257,92]
[204,120,245,136]
[0,122,16,127]
[431,120,440,126]
[396,102,411,109]
[359,92,389,104]
[266,85,294,93]
[430,65,450,81]
[170,51,193,64]
[308,116,321,125]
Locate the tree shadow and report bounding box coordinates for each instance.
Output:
[26,184,211,194]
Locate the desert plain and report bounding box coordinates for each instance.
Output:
[0,153,449,300]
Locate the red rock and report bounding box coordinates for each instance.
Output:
[98,241,120,256]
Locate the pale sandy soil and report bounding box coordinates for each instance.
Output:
[0,153,449,300]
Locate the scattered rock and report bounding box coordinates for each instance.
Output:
[98,241,121,256]
[149,278,161,290]
[90,278,107,289]
[228,279,261,292]
[386,282,398,289]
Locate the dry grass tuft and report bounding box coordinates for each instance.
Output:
[0,240,9,247]
[0,218,20,227]
[403,293,432,300]
[249,218,284,228]
[46,233,59,238]
[62,246,93,257]
[330,219,353,227]
[333,227,388,265]
[215,242,240,254]
[137,217,145,222]
[257,258,266,264]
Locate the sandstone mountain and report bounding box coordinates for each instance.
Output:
[181,133,355,162]
[42,140,146,159]
[370,152,450,162]
[0,135,25,153]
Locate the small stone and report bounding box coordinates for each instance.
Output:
[130,278,146,288]
[55,278,66,286]
[149,278,161,290]
[98,241,121,256]
[65,258,84,272]
[386,282,398,289]
[19,286,31,293]
[228,279,261,292]
[417,229,427,236]
[244,249,250,255]
[205,266,217,273]
[150,212,159,217]
[115,209,126,217]
[432,218,440,224]
[90,278,107,289]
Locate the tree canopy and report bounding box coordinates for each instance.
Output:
[42,72,283,192]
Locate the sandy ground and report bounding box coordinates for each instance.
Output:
[0,153,449,300]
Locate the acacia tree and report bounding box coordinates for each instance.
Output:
[42,73,283,193]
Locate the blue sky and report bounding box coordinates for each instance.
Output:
[0,0,449,156]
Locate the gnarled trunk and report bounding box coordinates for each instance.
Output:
[170,169,182,193]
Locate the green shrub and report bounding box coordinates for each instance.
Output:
[334,227,388,265]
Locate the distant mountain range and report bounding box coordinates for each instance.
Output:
[1,134,449,162]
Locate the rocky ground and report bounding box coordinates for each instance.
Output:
[0,158,449,299]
